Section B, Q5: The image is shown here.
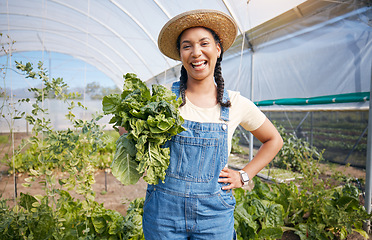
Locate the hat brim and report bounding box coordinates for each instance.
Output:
[158,9,238,61]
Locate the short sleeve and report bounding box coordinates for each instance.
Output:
[228,91,266,132]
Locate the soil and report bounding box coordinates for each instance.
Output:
[0,133,371,239]
[0,132,148,216]
[0,169,148,216]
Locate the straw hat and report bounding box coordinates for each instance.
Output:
[158,9,238,61]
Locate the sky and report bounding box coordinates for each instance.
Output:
[0,51,117,91]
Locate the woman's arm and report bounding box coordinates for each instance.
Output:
[218,118,283,190]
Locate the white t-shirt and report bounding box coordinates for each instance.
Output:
[179,90,266,154]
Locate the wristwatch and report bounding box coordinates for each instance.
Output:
[239,170,250,186]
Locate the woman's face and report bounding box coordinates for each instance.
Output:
[179,27,221,82]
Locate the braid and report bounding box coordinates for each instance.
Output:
[179,65,187,107]
[214,56,231,107]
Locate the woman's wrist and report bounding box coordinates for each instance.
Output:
[238,170,250,186]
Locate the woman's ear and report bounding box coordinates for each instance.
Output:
[217,43,221,58]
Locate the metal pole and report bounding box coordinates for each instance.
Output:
[343,125,368,165]
[310,112,314,147]
[249,50,254,161]
[105,169,108,192]
[364,65,372,233]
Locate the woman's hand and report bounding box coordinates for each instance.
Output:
[118,126,127,136]
[218,167,243,190]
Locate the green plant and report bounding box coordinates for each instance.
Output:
[0,61,125,239]
[273,123,324,172]
[0,191,126,240]
[0,34,29,166]
[233,123,370,239]
[234,184,284,240]
[91,131,118,170]
[102,73,186,185]
[234,175,370,240]
[122,198,145,240]
[231,129,247,154]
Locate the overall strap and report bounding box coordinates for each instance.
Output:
[171,81,181,99]
[220,88,230,122]
[171,80,230,121]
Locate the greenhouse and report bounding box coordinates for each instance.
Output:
[1,0,372,239]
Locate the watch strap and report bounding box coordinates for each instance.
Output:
[239,170,249,186]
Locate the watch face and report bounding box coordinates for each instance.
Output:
[242,173,249,182]
[241,172,249,182]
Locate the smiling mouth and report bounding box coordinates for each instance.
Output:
[191,61,207,69]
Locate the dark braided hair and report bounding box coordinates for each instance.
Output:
[177,27,231,108]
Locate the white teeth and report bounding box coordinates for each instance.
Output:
[192,61,205,66]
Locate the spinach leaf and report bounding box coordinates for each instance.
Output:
[102,73,185,185]
[111,133,141,185]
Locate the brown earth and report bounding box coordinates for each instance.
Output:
[0,132,148,215]
[0,169,147,216]
[0,133,370,239]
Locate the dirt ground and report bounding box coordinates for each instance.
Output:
[0,133,148,216]
[0,133,370,239]
[0,169,148,216]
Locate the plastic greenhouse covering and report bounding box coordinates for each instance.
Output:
[1,0,371,112]
[1,0,372,214]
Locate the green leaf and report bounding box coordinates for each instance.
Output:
[111,134,141,185]
[129,119,147,139]
[336,196,359,210]
[352,229,369,239]
[24,177,35,182]
[102,94,120,114]
[257,227,283,239]
[34,194,44,201]
[265,203,284,227]
[92,216,107,234]
[234,203,259,232]
[251,198,266,216]
[122,73,151,100]
[29,168,40,176]
[151,84,177,102]
[147,114,175,133]
[19,193,37,210]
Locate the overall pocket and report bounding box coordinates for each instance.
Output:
[143,187,156,209]
[166,134,219,182]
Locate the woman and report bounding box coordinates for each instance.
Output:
[142,9,283,239]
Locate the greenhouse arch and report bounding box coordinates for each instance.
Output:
[1,0,372,235]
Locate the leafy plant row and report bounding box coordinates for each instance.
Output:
[119,121,372,240]
[0,191,128,240]
[235,128,370,239]
[313,137,367,153]
[314,131,367,143]
[234,174,369,239]
[269,111,368,131]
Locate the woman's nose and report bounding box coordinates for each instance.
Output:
[191,45,202,57]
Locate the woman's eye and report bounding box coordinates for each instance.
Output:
[201,42,209,46]
[182,45,191,49]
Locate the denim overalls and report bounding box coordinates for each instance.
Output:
[142,81,236,240]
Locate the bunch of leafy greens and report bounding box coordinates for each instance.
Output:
[102,73,185,185]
